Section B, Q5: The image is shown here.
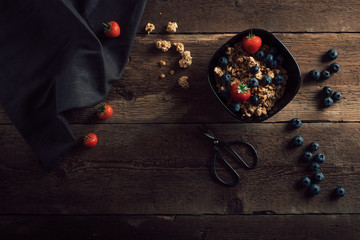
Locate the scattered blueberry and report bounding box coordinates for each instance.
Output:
[264,54,274,65]
[293,135,304,146]
[309,70,321,81]
[262,75,272,85]
[308,184,321,195]
[250,65,259,74]
[254,50,265,60]
[221,73,232,83]
[274,74,285,85]
[303,152,313,162]
[275,55,284,65]
[299,176,311,187]
[309,162,321,171]
[326,49,338,60]
[219,89,230,99]
[290,118,302,129]
[309,142,320,152]
[218,56,228,66]
[314,153,325,163]
[230,102,241,112]
[313,172,324,182]
[323,97,334,107]
[250,95,259,105]
[268,47,278,55]
[320,70,331,80]
[248,77,259,87]
[331,91,342,101]
[334,187,346,197]
[329,62,340,73]
[322,86,332,97]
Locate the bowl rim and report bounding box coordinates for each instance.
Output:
[206,28,301,122]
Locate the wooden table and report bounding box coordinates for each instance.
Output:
[1,0,360,239]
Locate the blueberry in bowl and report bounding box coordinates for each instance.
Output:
[207,29,301,122]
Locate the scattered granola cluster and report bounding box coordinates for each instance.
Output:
[214,42,288,118]
[155,40,172,52]
[166,22,178,33]
[145,23,155,34]
[178,76,189,89]
[179,51,192,68]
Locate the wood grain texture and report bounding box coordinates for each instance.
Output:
[1,215,359,240]
[0,123,359,214]
[1,33,358,124]
[141,0,360,33]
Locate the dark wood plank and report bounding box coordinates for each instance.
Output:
[141,0,360,33]
[0,123,359,214]
[1,33,359,124]
[1,214,359,240]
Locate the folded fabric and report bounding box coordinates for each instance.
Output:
[0,0,147,168]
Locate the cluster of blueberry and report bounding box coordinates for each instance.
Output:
[308,49,342,107]
[289,118,346,197]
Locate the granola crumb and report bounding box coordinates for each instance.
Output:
[173,42,185,53]
[178,76,189,88]
[169,70,175,75]
[145,23,155,34]
[166,21,178,33]
[160,73,166,79]
[179,50,192,68]
[159,60,166,67]
[155,40,171,52]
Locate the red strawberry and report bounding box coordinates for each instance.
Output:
[230,82,251,102]
[242,31,262,54]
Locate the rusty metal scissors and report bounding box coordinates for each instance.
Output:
[199,124,259,186]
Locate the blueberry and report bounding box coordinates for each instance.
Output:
[309,162,321,171]
[331,91,342,101]
[313,172,324,182]
[326,49,338,60]
[309,70,321,81]
[309,142,320,152]
[273,74,284,85]
[293,135,304,146]
[334,187,346,197]
[322,86,332,97]
[250,65,259,74]
[268,47,278,55]
[320,70,331,80]
[230,102,241,112]
[254,50,265,60]
[262,75,272,85]
[290,118,302,129]
[248,77,259,87]
[299,176,311,188]
[218,56,228,66]
[329,62,340,73]
[314,153,325,163]
[275,55,284,65]
[250,95,259,105]
[221,73,232,83]
[268,60,278,69]
[303,152,313,162]
[323,97,334,107]
[219,89,230,99]
[308,184,321,195]
[264,54,274,65]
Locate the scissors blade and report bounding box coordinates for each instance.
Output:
[198,124,216,140]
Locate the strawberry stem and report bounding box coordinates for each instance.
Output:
[247,29,255,39]
[103,22,111,31]
[237,83,249,93]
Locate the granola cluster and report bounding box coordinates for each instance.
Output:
[214,42,288,118]
[145,23,155,34]
[155,40,172,52]
[166,22,178,33]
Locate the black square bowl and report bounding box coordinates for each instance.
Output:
[207,29,301,122]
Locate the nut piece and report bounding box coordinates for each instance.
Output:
[145,23,155,34]
[178,76,189,88]
[155,40,171,52]
[179,50,192,68]
[159,73,166,79]
[166,21,178,33]
[159,60,166,67]
[169,70,175,75]
[173,42,185,53]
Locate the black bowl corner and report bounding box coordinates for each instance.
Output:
[206,29,301,122]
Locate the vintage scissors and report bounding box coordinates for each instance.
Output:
[199,124,259,186]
